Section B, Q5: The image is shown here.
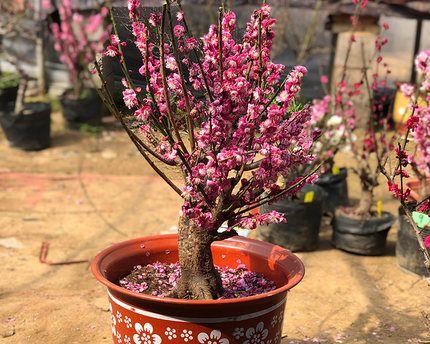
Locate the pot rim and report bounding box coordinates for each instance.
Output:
[91,234,305,306]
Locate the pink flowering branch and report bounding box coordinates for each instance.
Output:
[379,51,430,276]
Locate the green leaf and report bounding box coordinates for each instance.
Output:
[412,211,430,228]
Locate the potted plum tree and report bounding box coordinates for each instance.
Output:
[50,0,108,129]
[91,1,321,342]
[330,4,395,255]
[380,50,430,276]
[311,79,353,214]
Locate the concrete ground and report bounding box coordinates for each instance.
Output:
[0,112,429,344]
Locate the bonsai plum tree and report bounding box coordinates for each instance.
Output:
[95,0,320,299]
[322,0,395,219]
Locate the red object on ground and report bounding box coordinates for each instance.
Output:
[39,242,88,266]
[91,234,305,344]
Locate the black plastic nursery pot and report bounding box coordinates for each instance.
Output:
[0,74,20,110]
[60,88,102,129]
[316,168,349,213]
[258,184,324,252]
[0,102,51,151]
[397,207,430,276]
[332,211,395,255]
[0,85,19,110]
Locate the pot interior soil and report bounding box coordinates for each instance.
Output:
[119,261,276,299]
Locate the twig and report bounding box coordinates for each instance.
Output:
[160,5,189,156]
[165,0,195,151]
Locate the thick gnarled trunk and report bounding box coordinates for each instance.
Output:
[172,216,223,300]
[355,187,373,217]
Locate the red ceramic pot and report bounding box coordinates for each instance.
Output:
[91,234,305,344]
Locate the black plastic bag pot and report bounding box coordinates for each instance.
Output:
[60,89,102,129]
[332,211,395,255]
[316,168,349,213]
[397,207,430,276]
[258,184,324,252]
[0,85,19,110]
[0,102,51,151]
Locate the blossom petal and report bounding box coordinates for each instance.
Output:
[210,330,221,340]
[144,323,153,334]
[256,322,264,333]
[133,334,142,344]
[245,327,255,338]
[261,329,269,340]
[135,323,143,334]
[152,334,162,344]
[198,333,209,343]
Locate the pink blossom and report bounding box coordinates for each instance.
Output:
[173,25,185,38]
[123,89,138,109]
[320,75,329,84]
[110,34,120,45]
[424,235,430,249]
[415,50,430,75]
[400,83,414,98]
[176,11,184,22]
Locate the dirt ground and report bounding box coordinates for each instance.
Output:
[0,112,429,344]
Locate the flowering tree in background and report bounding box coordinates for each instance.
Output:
[49,0,109,98]
[308,77,356,172]
[95,1,320,299]
[315,0,394,218]
[380,50,430,273]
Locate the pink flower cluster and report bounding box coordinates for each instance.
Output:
[104,2,317,229]
[387,51,430,201]
[50,0,109,95]
[401,51,430,179]
[308,80,357,168]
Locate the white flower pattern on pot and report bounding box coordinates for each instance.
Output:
[198,330,229,344]
[124,335,131,344]
[270,315,278,328]
[165,327,177,340]
[277,312,284,327]
[124,316,132,329]
[133,323,162,344]
[180,330,193,342]
[111,312,117,336]
[242,322,268,344]
[116,311,123,323]
[117,332,122,343]
[232,328,244,340]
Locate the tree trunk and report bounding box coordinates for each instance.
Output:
[14,76,28,115]
[354,186,373,218]
[172,216,223,300]
[419,176,430,199]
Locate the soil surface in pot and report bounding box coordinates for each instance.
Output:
[119,261,276,299]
